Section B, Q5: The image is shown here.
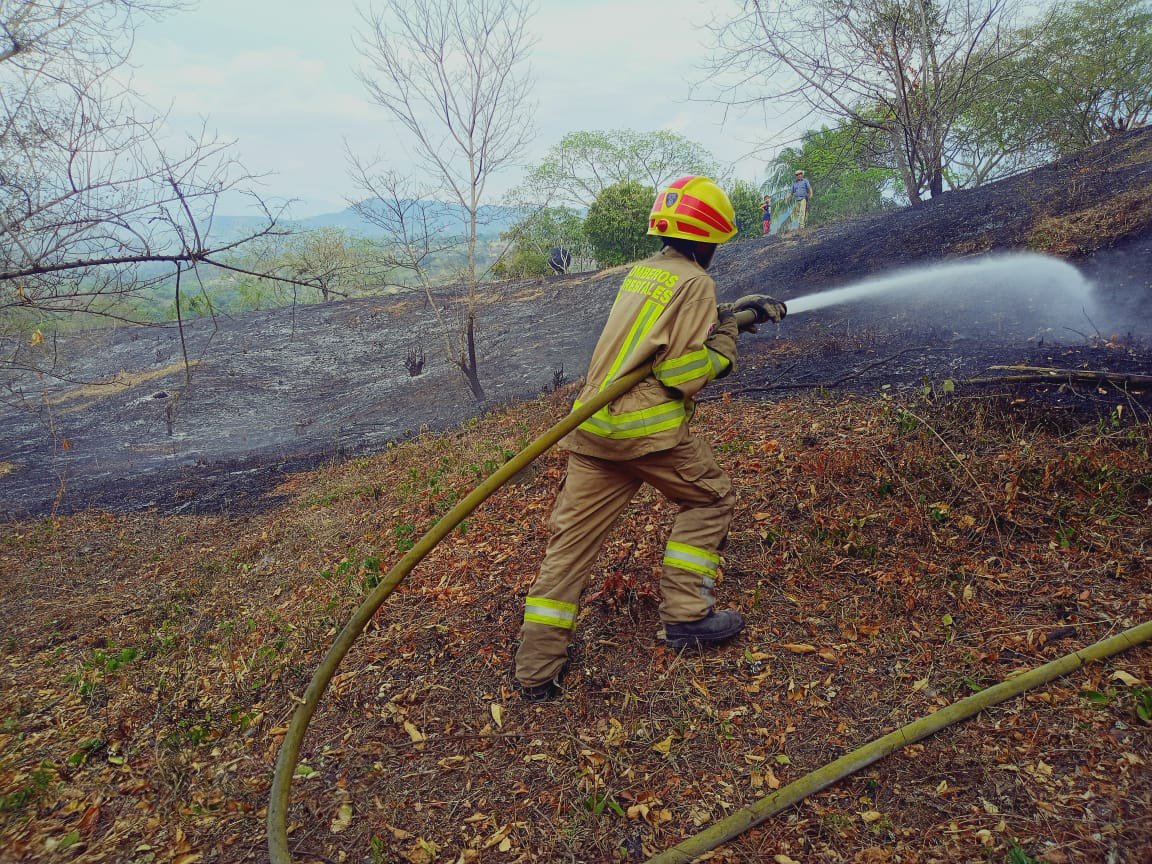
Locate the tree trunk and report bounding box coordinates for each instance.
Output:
[460,155,486,403]
[891,125,920,204]
[929,167,944,198]
[461,312,486,401]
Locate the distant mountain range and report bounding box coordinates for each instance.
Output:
[206,199,521,242]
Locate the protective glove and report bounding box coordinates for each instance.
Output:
[736,294,787,323]
[719,294,787,334]
[716,303,756,334]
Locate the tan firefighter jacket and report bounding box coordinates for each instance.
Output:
[562,246,739,461]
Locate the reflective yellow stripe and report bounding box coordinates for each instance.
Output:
[574,398,687,439]
[653,348,731,388]
[707,348,731,378]
[603,298,660,386]
[663,541,720,577]
[524,596,577,629]
[654,349,710,387]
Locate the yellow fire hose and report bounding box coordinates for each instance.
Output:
[269,307,754,863]
[267,307,1151,863]
[646,618,1152,863]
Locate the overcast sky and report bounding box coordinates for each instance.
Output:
[128,0,808,218]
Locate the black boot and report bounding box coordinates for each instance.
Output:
[516,658,570,703]
[664,608,745,649]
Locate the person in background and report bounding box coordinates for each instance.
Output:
[548,246,572,275]
[512,176,787,702]
[786,169,813,230]
[761,193,772,235]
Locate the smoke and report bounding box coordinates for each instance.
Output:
[785,253,1109,342]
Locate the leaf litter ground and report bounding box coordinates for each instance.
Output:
[2,382,1150,864]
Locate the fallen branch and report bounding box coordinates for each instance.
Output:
[966,365,1152,386]
[395,729,569,747]
[707,346,946,399]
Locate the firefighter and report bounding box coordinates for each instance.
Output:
[514,176,786,701]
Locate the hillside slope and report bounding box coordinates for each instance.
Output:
[717,126,1152,303]
[2,388,1150,863]
[1,131,1150,864]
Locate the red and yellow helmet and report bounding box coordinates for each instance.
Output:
[647,176,737,244]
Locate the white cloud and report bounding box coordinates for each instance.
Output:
[126,0,805,215]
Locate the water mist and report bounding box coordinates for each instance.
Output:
[785,253,1099,342]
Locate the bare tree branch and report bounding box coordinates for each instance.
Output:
[0,1,301,383]
[353,0,536,401]
[702,0,1028,202]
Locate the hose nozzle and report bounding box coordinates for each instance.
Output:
[728,294,787,326]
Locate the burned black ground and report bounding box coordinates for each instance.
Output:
[1,128,1150,519]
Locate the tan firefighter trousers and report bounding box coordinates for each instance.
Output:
[514,436,737,687]
[793,197,808,229]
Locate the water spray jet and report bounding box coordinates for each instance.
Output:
[783,253,1097,340]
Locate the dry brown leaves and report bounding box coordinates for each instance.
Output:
[1,387,1150,863]
[1028,187,1152,257]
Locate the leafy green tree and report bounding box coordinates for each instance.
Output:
[167,289,215,321]
[943,0,1150,186]
[523,130,719,207]
[284,227,370,303]
[492,247,549,279]
[1014,0,1151,155]
[769,122,898,228]
[583,182,659,267]
[945,49,1046,189]
[493,207,591,278]
[203,229,383,312]
[727,178,768,241]
[233,276,273,312]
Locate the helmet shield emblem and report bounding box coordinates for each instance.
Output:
[664,192,679,208]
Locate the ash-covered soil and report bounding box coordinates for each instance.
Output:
[2,129,1150,519]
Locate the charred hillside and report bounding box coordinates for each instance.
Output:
[1,128,1150,519]
[709,126,1152,426]
[715,125,1152,302]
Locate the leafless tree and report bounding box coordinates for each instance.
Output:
[354,0,536,402]
[347,159,479,378]
[705,0,1025,203]
[1,0,297,379]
